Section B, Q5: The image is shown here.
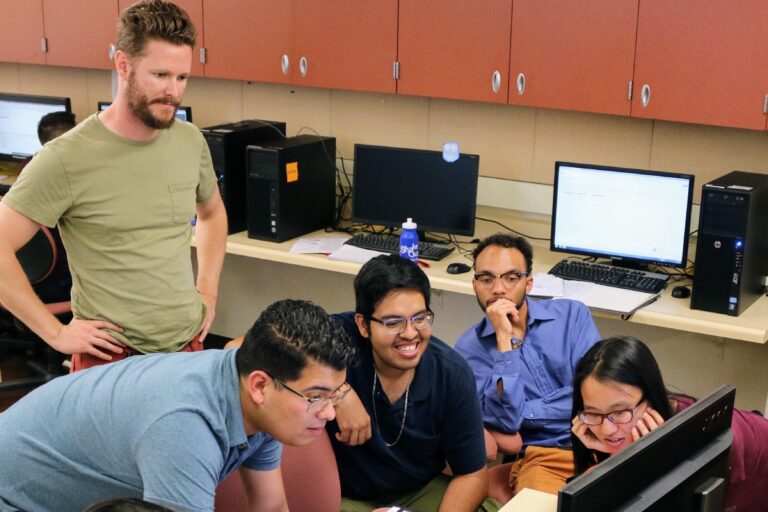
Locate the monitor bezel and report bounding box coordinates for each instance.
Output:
[351,144,480,237]
[550,161,695,269]
[0,92,72,162]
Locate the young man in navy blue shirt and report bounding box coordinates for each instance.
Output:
[329,254,499,512]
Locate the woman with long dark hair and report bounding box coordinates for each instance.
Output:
[571,336,768,511]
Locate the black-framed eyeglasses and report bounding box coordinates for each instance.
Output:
[578,397,645,426]
[369,310,434,334]
[473,271,530,288]
[267,373,351,413]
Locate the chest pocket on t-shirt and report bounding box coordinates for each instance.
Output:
[168,181,197,224]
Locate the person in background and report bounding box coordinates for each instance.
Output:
[456,233,601,497]
[0,299,356,512]
[571,336,768,512]
[0,0,227,370]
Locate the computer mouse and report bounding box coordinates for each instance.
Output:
[671,285,691,299]
[447,262,471,275]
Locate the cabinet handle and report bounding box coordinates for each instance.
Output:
[41,37,48,53]
[641,84,651,108]
[199,47,207,65]
[299,56,308,77]
[108,43,116,61]
[491,71,501,93]
[516,73,526,95]
[281,54,290,75]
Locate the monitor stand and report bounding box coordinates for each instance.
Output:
[609,258,650,272]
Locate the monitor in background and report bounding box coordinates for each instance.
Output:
[351,144,480,237]
[97,101,192,122]
[551,161,695,269]
[558,385,735,512]
[0,92,72,162]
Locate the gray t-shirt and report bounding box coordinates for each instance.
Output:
[0,350,281,512]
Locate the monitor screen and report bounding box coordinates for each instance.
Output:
[0,93,72,162]
[551,161,695,268]
[558,385,735,512]
[97,101,192,122]
[352,144,479,236]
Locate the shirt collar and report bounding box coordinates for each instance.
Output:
[478,297,556,338]
[223,350,249,449]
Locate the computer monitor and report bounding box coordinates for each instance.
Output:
[551,161,695,269]
[558,385,735,512]
[0,93,72,162]
[97,101,193,122]
[351,144,480,237]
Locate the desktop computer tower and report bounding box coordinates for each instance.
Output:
[201,119,285,233]
[691,171,768,316]
[246,135,336,242]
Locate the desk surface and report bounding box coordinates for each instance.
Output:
[499,488,557,512]
[206,221,768,344]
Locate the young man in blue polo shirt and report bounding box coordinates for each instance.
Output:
[456,234,601,497]
[0,300,355,512]
[329,254,498,512]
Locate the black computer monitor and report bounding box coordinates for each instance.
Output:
[351,144,479,237]
[0,92,72,162]
[551,161,695,269]
[558,385,735,512]
[97,101,192,122]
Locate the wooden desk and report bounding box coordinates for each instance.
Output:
[498,488,557,512]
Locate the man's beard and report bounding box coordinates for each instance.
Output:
[126,72,178,130]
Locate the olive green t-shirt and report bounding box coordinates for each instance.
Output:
[3,114,217,353]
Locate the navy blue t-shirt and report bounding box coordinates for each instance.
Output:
[328,312,487,501]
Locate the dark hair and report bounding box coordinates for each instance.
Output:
[472,233,533,272]
[116,0,196,59]
[235,299,356,381]
[38,111,76,144]
[571,336,676,475]
[83,498,173,512]
[353,254,431,319]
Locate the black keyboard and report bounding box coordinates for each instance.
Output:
[344,234,455,261]
[549,259,668,294]
[0,183,10,195]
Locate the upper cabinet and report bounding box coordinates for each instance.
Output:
[42,0,119,70]
[508,0,638,116]
[0,1,45,65]
[632,0,768,130]
[397,0,513,104]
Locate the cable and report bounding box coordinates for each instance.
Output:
[475,216,550,241]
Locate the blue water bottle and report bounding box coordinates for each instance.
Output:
[399,218,419,263]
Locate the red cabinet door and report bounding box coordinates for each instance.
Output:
[398,0,512,103]
[0,1,45,64]
[292,0,397,93]
[203,0,292,82]
[509,0,638,116]
[632,0,768,130]
[43,0,119,70]
[117,0,204,77]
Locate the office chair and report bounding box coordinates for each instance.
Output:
[0,224,70,392]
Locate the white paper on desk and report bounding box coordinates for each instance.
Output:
[569,284,658,315]
[290,237,347,254]
[328,244,386,263]
[530,273,564,297]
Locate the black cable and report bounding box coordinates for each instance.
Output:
[475,216,550,241]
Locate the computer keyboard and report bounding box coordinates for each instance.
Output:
[344,234,455,261]
[0,183,11,196]
[548,259,668,294]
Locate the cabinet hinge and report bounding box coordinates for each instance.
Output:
[627,80,633,101]
[200,47,207,65]
[41,37,48,53]
[393,61,400,80]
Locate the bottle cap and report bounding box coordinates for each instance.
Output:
[402,217,417,229]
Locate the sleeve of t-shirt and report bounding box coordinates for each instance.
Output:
[135,412,222,512]
[2,146,73,228]
[196,134,217,203]
[240,433,283,471]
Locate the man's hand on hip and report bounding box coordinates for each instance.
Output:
[50,317,125,360]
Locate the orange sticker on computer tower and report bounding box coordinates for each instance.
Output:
[286,162,299,183]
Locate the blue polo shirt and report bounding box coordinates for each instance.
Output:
[0,350,281,512]
[329,312,487,501]
[456,298,601,449]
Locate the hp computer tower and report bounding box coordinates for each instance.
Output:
[201,120,285,233]
[246,135,336,242]
[691,171,768,316]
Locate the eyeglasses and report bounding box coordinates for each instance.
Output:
[268,373,351,414]
[473,271,530,288]
[369,310,434,334]
[578,397,645,426]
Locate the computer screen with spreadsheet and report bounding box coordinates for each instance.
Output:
[0,93,71,162]
[352,144,479,236]
[551,161,694,269]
